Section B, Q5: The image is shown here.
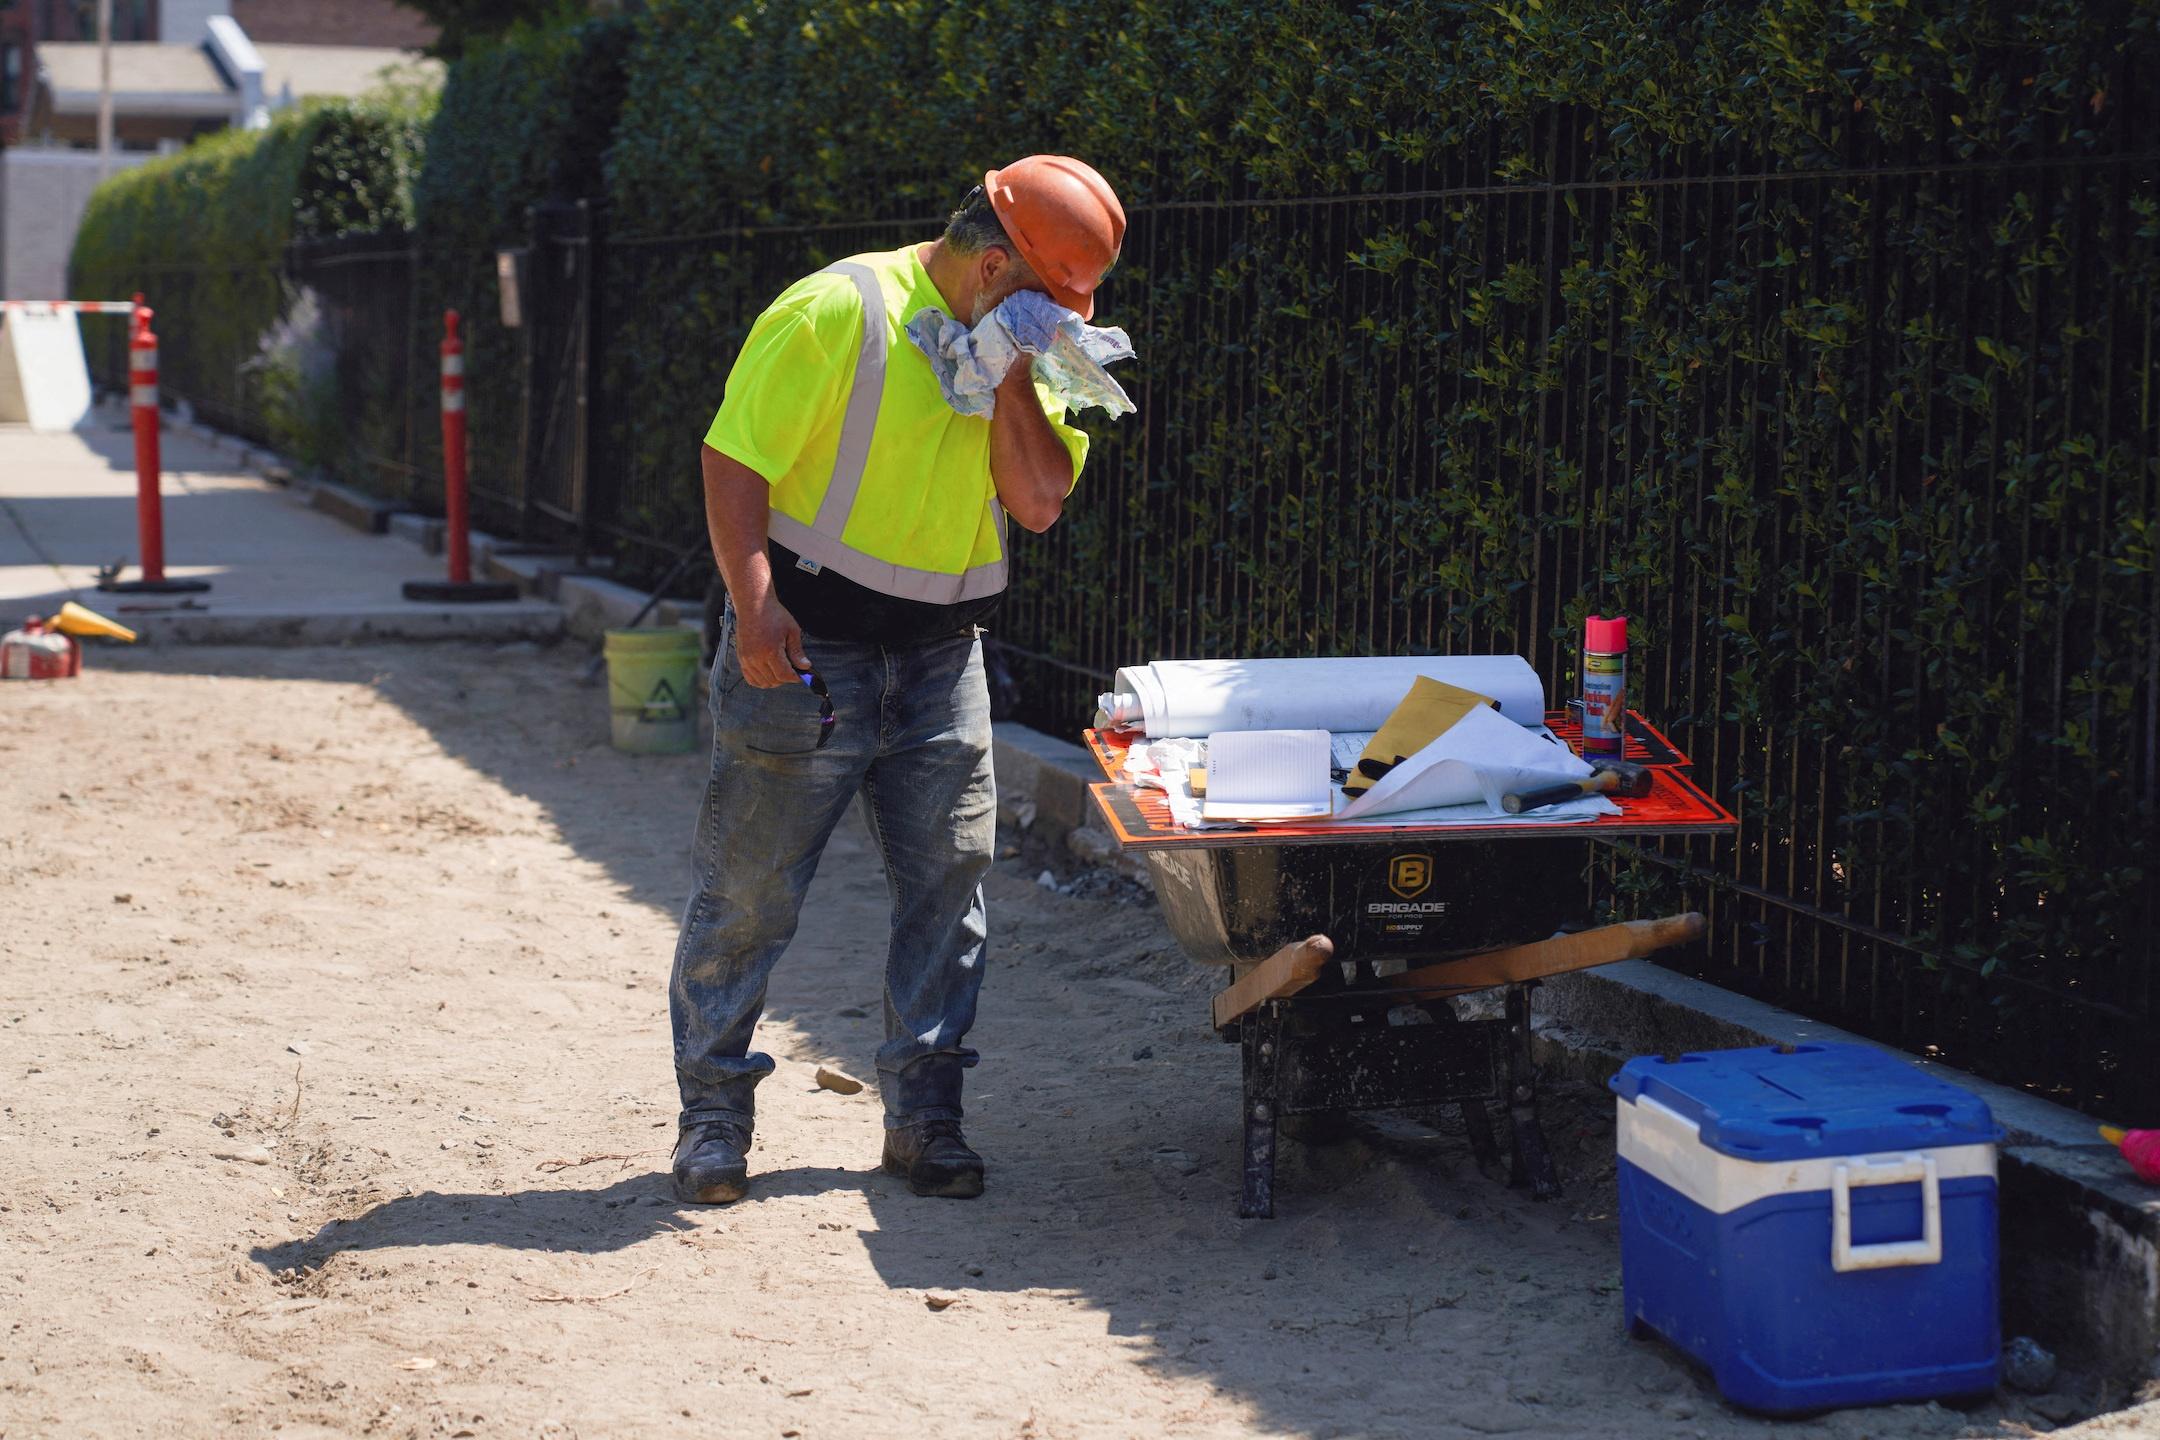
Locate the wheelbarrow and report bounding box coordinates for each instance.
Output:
[1082,711,1737,1218]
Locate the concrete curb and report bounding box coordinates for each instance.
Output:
[990,722,1150,885]
[62,407,568,647]
[291,468,713,645]
[387,512,444,555]
[139,604,564,647]
[90,397,295,484]
[473,546,703,644]
[154,407,624,649]
[301,476,400,536]
[159,408,296,484]
[557,572,660,641]
[990,718,2160,1394]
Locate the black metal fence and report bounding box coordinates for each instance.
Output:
[592,145,2158,1118]
[119,127,2160,1115]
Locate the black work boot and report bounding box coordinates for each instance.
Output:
[672,1117,752,1204]
[881,1118,984,1198]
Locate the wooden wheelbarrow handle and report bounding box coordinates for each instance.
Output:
[1206,913,1705,1029]
[1211,935,1335,1030]
[1375,911,1706,997]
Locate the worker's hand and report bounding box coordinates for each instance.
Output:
[734,594,811,689]
[1000,350,1038,388]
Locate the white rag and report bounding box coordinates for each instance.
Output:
[905,289,1136,420]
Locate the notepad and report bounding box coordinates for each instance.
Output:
[1201,729,1334,822]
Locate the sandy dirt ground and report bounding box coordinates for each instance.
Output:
[0,643,2142,1439]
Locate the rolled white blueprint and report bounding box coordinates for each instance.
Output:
[1097,655,1546,738]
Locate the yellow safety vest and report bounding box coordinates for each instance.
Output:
[708,245,1087,606]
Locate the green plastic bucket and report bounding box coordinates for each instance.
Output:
[604,627,701,754]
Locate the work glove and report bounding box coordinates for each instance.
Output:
[1341,676,1498,796]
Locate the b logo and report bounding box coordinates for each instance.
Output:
[1388,854,1432,899]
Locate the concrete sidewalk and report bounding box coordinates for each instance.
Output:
[0,411,562,644]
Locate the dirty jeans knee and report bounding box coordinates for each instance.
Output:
[669,859,788,1127]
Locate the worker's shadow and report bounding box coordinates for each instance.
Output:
[241,1100,1633,1440]
[248,1165,897,1273]
[247,1143,1193,1275]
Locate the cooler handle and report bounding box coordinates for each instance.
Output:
[1831,1153,1941,1272]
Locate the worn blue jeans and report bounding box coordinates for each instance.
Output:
[669,610,995,1134]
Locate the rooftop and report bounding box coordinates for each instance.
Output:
[37,43,232,113]
[36,40,439,117]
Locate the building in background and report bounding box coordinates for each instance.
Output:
[0,0,438,299]
[228,0,434,50]
[2,1,161,147]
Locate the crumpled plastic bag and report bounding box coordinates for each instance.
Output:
[904,289,1136,420]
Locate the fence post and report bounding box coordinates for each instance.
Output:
[97,303,210,596]
[516,203,541,541]
[402,309,521,605]
[574,197,602,566]
[402,248,420,494]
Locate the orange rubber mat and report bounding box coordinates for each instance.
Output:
[1082,711,1735,852]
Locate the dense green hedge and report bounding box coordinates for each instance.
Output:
[392,14,632,517]
[597,0,2149,532]
[415,14,629,251]
[606,0,2138,221]
[592,0,2159,1107]
[71,98,430,449]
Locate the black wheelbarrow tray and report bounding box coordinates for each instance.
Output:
[1082,710,1738,1218]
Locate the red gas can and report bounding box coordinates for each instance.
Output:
[0,617,81,680]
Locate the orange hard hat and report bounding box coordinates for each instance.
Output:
[983,156,1126,321]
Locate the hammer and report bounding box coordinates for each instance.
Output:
[1502,757,1652,814]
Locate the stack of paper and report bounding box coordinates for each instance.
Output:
[1200,730,1333,822]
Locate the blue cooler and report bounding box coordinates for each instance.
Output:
[1611,1044,2002,1414]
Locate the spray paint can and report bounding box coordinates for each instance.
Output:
[1582,615,1628,757]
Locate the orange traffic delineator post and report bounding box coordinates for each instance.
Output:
[98,302,211,596]
[405,309,519,604]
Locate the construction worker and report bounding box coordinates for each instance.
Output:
[670,157,1126,1204]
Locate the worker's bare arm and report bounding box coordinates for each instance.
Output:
[987,365,1076,533]
[701,444,810,688]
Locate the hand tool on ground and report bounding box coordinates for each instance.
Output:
[1501,756,1651,813]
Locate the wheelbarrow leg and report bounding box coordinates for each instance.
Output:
[1427,1000,1504,1177]
[1462,1097,1505,1177]
[1239,1007,1281,1219]
[1505,983,1561,1200]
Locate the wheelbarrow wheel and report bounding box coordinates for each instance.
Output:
[1280,1109,1353,1147]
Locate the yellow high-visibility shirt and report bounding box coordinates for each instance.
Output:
[704,244,1088,602]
